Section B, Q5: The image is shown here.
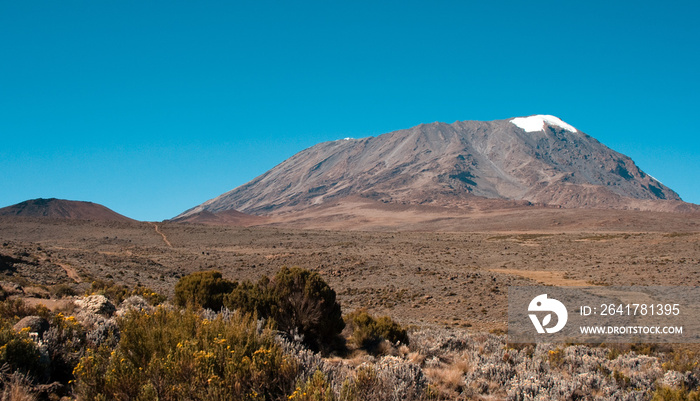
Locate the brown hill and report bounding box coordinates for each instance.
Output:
[169,209,267,226]
[0,198,135,222]
[176,115,694,222]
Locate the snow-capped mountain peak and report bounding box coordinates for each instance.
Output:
[510,115,578,133]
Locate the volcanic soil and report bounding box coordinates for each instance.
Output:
[1,211,698,332]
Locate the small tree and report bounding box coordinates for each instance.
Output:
[226,276,278,319]
[272,267,345,352]
[173,271,235,310]
[225,267,345,353]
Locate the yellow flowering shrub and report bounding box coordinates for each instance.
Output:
[289,370,335,401]
[73,307,298,400]
[0,321,46,378]
[90,279,166,305]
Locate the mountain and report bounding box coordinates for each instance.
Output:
[0,198,135,222]
[176,115,691,220]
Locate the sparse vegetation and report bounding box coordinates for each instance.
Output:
[663,349,700,377]
[0,273,695,400]
[289,370,335,401]
[0,299,50,322]
[1,218,700,399]
[0,321,46,379]
[652,386,700,401]
[50,283,77,298]
[73,307,298,401]
[92,278,167,305]
[345,309,408,353]
[173,270,235,310]
[221,266,345,353]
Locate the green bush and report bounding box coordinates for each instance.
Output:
[0,307,89,392]
[0,321,47,380]
[226,277,277,319]
[271,267,344,352]
[73,306,298,401]
[173,271,235,310]
[225,267,345,353]
[345,309,408,352]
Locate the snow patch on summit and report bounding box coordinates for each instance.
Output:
[648,174,663,184]
[511,115,577,133]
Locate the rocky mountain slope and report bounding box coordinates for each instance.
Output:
[169,209,266,226]
[0,198,135,222]
[177,115,688,219]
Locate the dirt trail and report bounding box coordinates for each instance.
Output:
[490,268,592,287]
[57,262,82,283]
[151,223,173,248]
[49,246,134,257]
[36,252,82,283]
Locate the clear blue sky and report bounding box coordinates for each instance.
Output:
[1,1,698,221]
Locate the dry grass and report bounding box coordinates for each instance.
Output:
[407,351,425,366]
[424,357,470,394]
[1,375,36,401]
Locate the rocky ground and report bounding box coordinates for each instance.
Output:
[1,216,698,332]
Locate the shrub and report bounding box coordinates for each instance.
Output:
[0,372,38,401]
[89,279,129,304]
[340,365,381,401]
[50,284,77,298]
[289,370,335,401]
[0,299,50,322]
[173,271,235,310]
[42,312,87,384]
[225,277,277,319]
[73,306,298,401]
[340,362,427,401]
[131,286,167,306]
[90,280,165,306]
[225,267,345,353]
[270,267,344,352]
[0,321,47,381]
[663,349,700,376]
[652,386,700,401]
[345,309,408,352]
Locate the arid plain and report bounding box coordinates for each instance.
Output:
[2,206,699,333]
